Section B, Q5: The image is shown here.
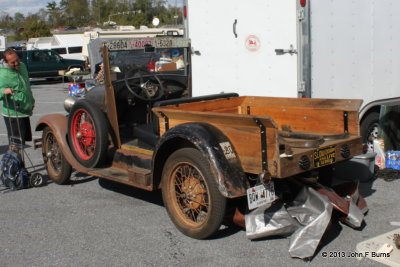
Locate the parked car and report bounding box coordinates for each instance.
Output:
[16,49,85,78]
[64,26,77,31]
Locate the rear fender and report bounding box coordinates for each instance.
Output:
[35,113,89,173]
[153,123,249,198]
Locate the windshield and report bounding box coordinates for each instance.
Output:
[88,37,190,80]
[109,46,188,78]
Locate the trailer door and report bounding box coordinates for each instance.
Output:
[189,0,298,97]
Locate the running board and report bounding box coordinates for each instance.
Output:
[89,165,152,191]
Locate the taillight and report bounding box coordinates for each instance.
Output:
[300,0,306,7]
[183,6,187,18]
[148,61,155,72]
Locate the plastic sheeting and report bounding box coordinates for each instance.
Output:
[245,187,333,259]
[245,201,300,240]
[287,187,333,258]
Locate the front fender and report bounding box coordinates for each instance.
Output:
[35,113,89,173]
[153,123,249,198]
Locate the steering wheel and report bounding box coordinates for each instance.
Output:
[124,68,165,102]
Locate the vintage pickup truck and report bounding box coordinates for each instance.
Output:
[35,37,366,239]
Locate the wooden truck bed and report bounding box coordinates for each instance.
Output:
[153,96,364,178]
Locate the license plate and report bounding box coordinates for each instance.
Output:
[247,181,276,210]
[106,39,128,50]
[313,145,336,168]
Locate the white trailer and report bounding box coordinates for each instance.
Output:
[185,0,400,148]
[0,35,6,51]
[27,34,84,60]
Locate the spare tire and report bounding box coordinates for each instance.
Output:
[68,99,108,168]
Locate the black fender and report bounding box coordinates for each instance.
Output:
[153,122,249,198]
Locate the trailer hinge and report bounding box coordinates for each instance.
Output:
[275,44,297,55]
[298,81,306,93]
[297,9,305,21]
[254,118,268,173]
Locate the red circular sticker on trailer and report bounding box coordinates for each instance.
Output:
[245,35,260,51]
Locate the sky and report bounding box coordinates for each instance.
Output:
[1,0,52,16]
[0,0,183,17]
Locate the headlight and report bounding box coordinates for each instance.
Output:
[64,96,77,113]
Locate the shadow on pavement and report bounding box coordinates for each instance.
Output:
[70,172,98,185]
[30,78,64,85]
[358,179,376,198]
[98,177,242,240]
[98,178,164,207]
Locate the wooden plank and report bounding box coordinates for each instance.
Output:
[243,96,363,111]
[159,96,245,112]
[249,106,359,135]
[164,116,280,175]
[278,136,363,178]
[153,108,278,131]
[159,96,362,113]
[102,46,121,148]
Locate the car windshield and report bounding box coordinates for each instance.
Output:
[109,46,188,77]
[87,37,190,81]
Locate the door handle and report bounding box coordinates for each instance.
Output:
[233,19,238,38]
[275,44,297,55]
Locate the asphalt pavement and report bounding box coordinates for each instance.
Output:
[0,80,399,266]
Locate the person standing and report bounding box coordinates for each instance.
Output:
[0,48,35,151]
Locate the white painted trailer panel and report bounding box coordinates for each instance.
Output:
[189,0,298,97]
[310,0,400,114]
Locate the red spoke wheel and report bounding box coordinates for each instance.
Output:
[162,148,226,239]
[68,100,108,168]
[42,126,72,184]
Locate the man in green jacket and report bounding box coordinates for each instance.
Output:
[0,48,35,151]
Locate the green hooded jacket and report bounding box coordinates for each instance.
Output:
[0,62,35,117]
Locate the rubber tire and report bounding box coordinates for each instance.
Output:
[360,111,380,144]
[42,126,72,184]
[29,173,47,187]
[161,148,226,239]
[68,99,108,168]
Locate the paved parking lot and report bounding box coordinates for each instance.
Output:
[0,80,399,266]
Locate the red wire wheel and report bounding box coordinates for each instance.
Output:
[70,109,96,160]
[68,100,108,168]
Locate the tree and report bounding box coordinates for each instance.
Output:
[46,1,62,27]
[91,0,107,25]
[60,0,90,26]
[13,13,25,25]
[23,20,51,40]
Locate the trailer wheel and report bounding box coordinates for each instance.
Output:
[161,148,226,239]
[29,173,47,187]
[42,126,72,184]
[361,112,380,152]
[68,100,108,168]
